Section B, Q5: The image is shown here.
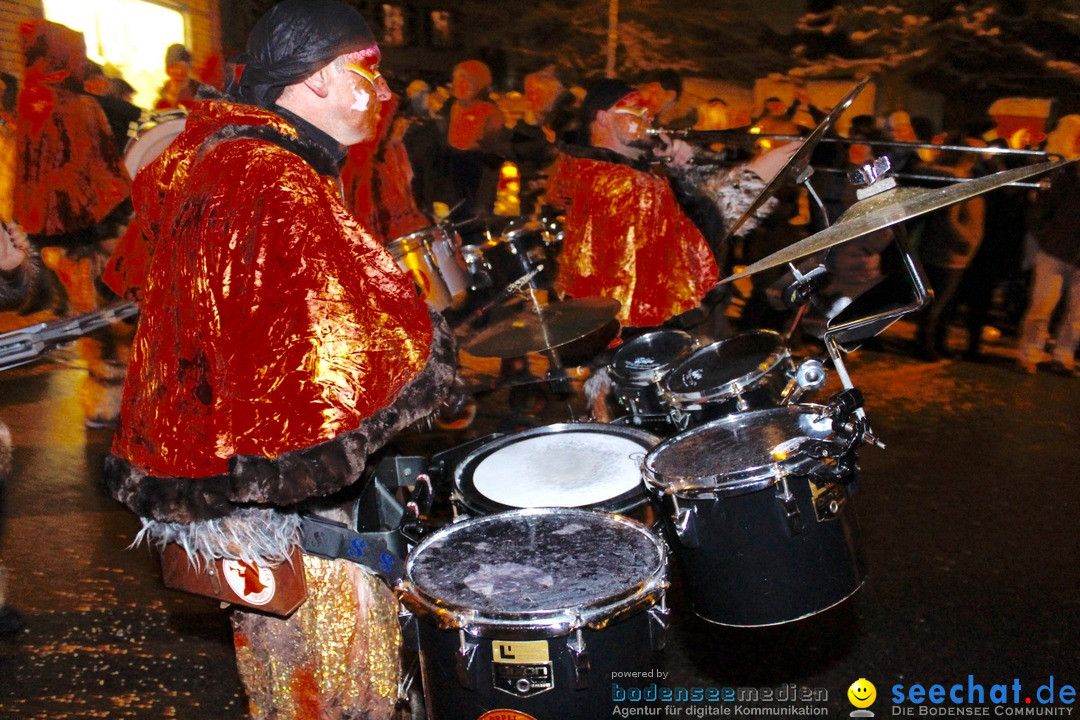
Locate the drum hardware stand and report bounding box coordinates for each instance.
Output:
[455,630,480,689]
[775,475,804,535]
[567,627,590,689]
[648,598,671,651]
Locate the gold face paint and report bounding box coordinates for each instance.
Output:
[345,62,382,88]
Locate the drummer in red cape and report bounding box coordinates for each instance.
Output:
[546,78,799,333]
[101,2,455,718]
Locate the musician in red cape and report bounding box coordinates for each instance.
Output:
[101,2,455,717]
[547,79,794,332]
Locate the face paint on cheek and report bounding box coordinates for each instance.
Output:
[351,87,372,112]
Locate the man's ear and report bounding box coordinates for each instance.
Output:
[303,65,333,99]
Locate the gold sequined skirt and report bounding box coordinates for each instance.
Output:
[232,554,401,720]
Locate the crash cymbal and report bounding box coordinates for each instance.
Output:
[463,297,621,358]
[721,157,1075,284]
[719,77,872,245]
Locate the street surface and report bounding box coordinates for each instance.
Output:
[0,310,1077,719]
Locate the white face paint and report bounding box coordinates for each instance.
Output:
[351,86,372,112]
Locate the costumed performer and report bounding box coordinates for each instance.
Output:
[101,2,456,718]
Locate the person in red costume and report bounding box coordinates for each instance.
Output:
[443,59,507,218]
[547,79,795,332]
[102,2,455,718]
[341,90,431,242]
[14,19,133,427]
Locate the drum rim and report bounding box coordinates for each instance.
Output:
[641,404,840,496]
[609,329,697,385]
[661,330,791,408]
[396,507,669,636]
[453,422,659,515]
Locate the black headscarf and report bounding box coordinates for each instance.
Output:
[235,0,377,108]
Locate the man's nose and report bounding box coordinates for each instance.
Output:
[376,77,392,102]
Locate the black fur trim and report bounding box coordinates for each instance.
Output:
[200,121,342,177]
[103,309,456,523]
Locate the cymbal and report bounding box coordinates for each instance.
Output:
[462,297,621,358]
[721,157,1075,283]
[719,77,872,245]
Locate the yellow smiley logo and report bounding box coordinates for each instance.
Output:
[848,678,877,708]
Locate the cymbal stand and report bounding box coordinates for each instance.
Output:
[523,287,577,421]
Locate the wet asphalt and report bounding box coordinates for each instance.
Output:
[0,315,1077,719]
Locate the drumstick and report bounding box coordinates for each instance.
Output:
[452,265,543,330]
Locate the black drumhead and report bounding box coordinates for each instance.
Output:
[405,509,665,618]
[663,330,787,396]
[644,405,837,490]
[610,330,696,385]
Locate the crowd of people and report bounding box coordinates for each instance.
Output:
[0,0,1078,717]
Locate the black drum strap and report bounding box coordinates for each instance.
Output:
[298,514,407,585]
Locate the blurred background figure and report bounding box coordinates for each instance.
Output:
[507,65,578,216]
[913,134,985,361]
[0,218,36,638]
[1015,114,1080,376]
[956,121,1036,361]
[0,73,16,224]
[84,61,143,155]
[154,43,207,110]
[638,68,692,130]
[444,59,506,219]
[400,78,448,217]
[14,19,133,427]
[342,90,431,242]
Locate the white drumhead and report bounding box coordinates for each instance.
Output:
[472,432,645,508]
[123,117,187,179]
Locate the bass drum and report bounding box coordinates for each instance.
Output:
[452,423,659,519]
[397,508,669,720]
[642,404,866,627]
[122,110,187,179]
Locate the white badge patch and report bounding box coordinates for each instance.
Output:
[222,559,276,605]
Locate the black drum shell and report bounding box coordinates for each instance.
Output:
[643,406,867,626]
[608,330,697,425]
[398,508,669,719]
[414,610,661,720]
[650,474,866,627]
[480,228,558,290]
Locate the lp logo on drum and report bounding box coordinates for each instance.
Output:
[492,640,554,698]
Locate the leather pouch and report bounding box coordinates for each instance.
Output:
[158,543,308,617]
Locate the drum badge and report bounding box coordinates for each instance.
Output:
[222,559,276,606]
[491,640,554,698]
[478,710,538,720]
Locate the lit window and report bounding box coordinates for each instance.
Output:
[42,0,186,110]
[431,11,452,48]
[382,5,405,47]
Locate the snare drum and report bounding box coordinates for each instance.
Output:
[387,225,468,311]
[452,423,658,517]
[397,508,669,720]
[122,110,187,179]
[642,405,866,627]
[662,330,796,427]
[608,330,698,425]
